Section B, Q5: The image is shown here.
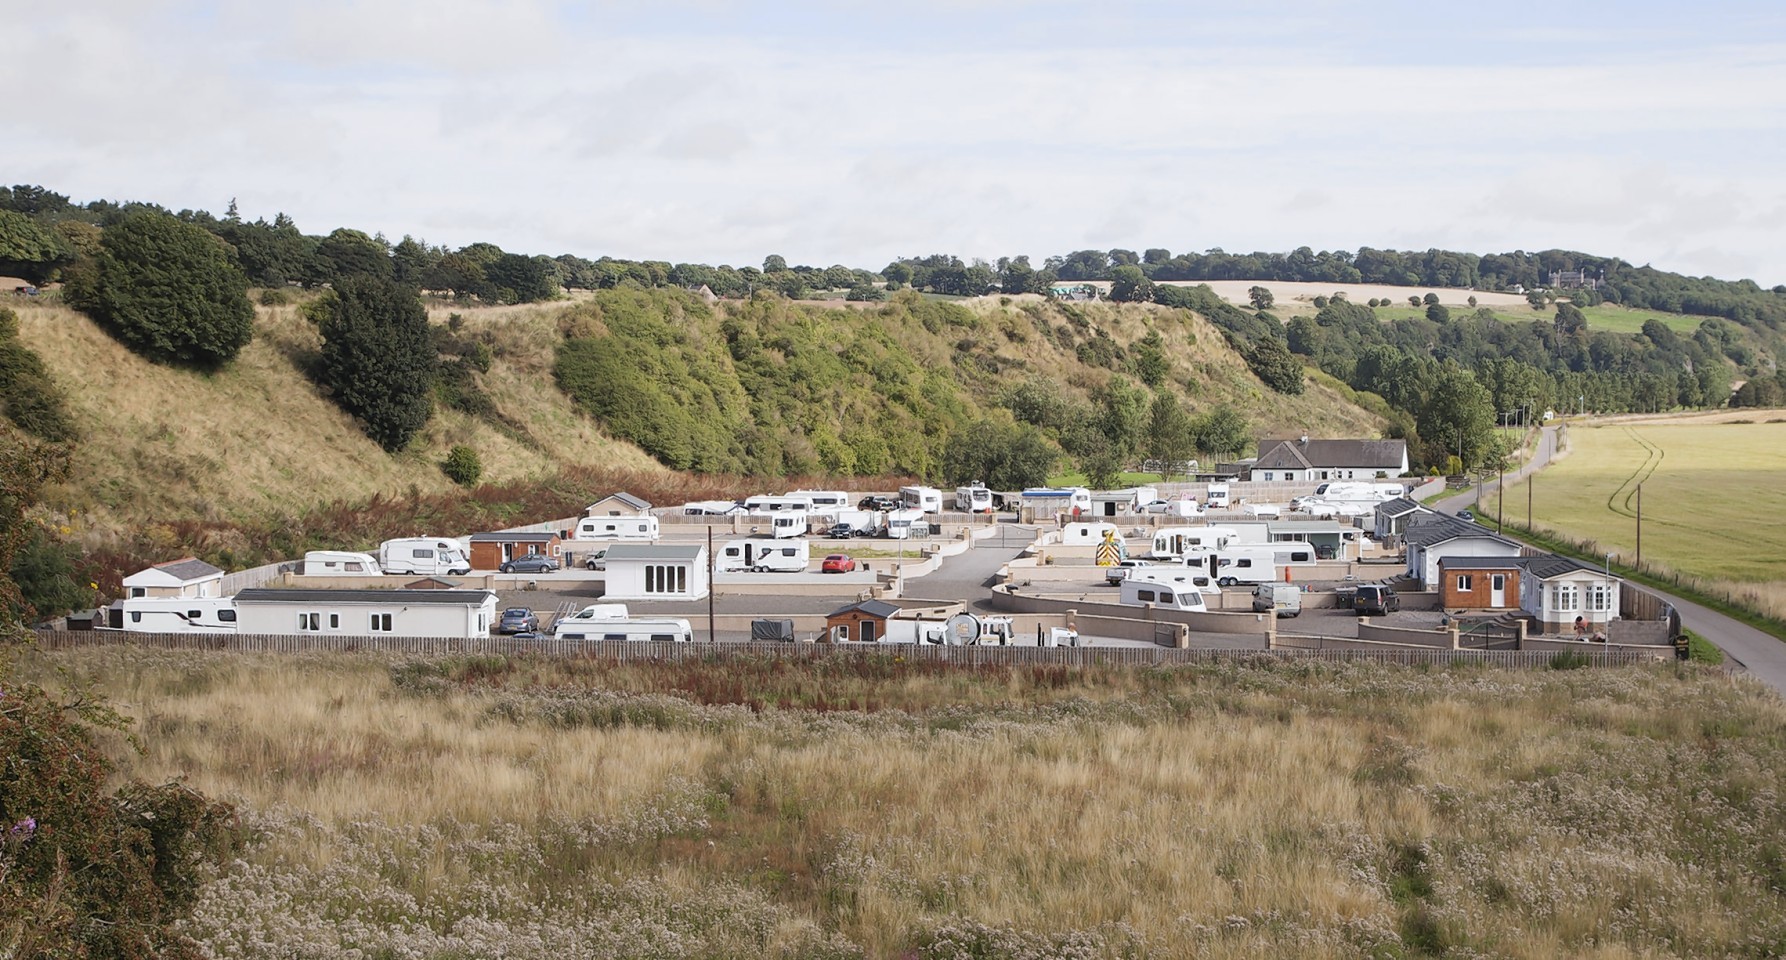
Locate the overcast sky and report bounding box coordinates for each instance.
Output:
[6,1,1785,284]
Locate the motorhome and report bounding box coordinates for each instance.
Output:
[717,537,810,573]
[788,490,850,516]
[303,550,381,576]
[571,515,661,542]
[1119,578,1208,612]
[378,537,472,577]
[884,508,929,540]
[899,485,944,513]
[1205,482,1232,509]
[1151,526,1239,560]
[553,616,694,642]
[1020,487,1093,515]
[766,511,810,539]
[117,596,238,633]
[954,484,994,513]
[745,494,815,515]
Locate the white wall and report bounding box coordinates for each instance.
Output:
[603,559,710,601]
[1418,539,1523,586]
[235,598,496,638]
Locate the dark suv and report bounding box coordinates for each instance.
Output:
[1352,585,1401,616]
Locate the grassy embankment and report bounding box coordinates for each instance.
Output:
[32,647,1786,959]
[1368,302,1710,335]
[1486,415,1786,630]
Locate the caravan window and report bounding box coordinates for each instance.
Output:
[649,633,675,642]
[1289,551,1311,563]
[299,613,320,631]
[344,561,366,572]
[603,632,627,641]
[1137,589,1157,602]
[370,613,393,632]
[1158,590,1176,603]
[327,613,338,629]
[219,610,237,622]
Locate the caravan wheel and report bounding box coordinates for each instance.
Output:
[1218,576,1235,587]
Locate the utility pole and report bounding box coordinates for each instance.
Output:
[1527,468,1533,529]
[706,526,716,643]
[1498,463,1505,534]
[1636,483,1642,570]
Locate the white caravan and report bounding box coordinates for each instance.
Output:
[1119,578,1208,612]
[303,550,381,576]
[1129,567,1221,598]
[1061,522,1123,546]
[954,484,994,512]
[1311,481,1405,502]
[1184,543,1317,586]
[884,508,929,540]
[899,485,944,513]
[682,500,745,516]
[554,612,694,642]
[571,515,661,542]
[765,511,810,539]
[788,490,850,517]
[1020,486,1093,515]
[877,612,1017,645]
[117,596,238,633]
[1150,526,1239,560]
[746,494,814,515]
[717,537,810,573]
[1205,483,1232,509]
[378,537,472,576]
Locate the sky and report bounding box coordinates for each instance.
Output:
[6,0,1786,284]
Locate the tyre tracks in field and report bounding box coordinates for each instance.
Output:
[1605,426,1677,526]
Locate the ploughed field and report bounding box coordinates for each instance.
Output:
[34,647,1786,959]
[1499,418,1786,621]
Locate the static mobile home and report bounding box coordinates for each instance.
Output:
[232,588,499,638]
[600,543,710,601]
[122,557,226,599]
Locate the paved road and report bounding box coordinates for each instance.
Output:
[1433,423,1786,694]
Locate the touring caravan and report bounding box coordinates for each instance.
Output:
[788,490,850,516]
[766,511,810,539]
[682,500,745,516]
[1061,522,1123,546]
[1119,578,1208,612]
[717,537,810,573]
[117,596,238,633]
[1151,526,1238,560]
[899,485,944,513]
[1205,482,1232,509]
[884,508,929,540]
[745,494,815,515]
[303,550,381,576]
[954,485,994,513]
[554,615,694,642]
[1184,543,1317,586]
[378,538,472,576]
[571,515,661,542]
[1129,567,1220,598]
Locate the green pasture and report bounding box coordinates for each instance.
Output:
[1495,420,1786,583]
[1370,303,1708,334]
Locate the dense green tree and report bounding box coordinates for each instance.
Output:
[1078,434,1123,490]
[1426,303,1451,324]
[1191,404,1251,461]
[8,526,93,622]
[391,236,441,288]
[1144,393,1195,479]
[484,252,560,303]
[314,275,434,450]
[1246,334,1304,394]
[0,308,77,442]
[441,444,482,486]
[1285,315,1322,356]
[0,210,73,284]
[1093,375,1150,460]
[1415,363,1496,469]
[1131,330,1169,386]
[762,254,788,273]
[1248,285,1274,310]
[66,211,254,366]
[313,227,392,283]
[1108,265,1154,303]
[1422,292,1440,306]
[940,416,1059,489]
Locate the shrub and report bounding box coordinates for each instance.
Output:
[257,288,288,306]
[441,445,482,487]
[0,307,77,442]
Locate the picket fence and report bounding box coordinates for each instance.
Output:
[33,630,1662,669]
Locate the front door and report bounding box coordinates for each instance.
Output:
[1490,574,1506,607]
[860,621,877,643]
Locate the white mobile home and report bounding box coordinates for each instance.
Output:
[377,538,472,577]
[1020,486,1092,516]
[303,551,382,577]
[232,588,499,638]
[1517,556,1622,634]
[122,557,226,599]
[571,515,660,542]
[117,596,238,633]
[899,485,944,513]
[717,537,810,573]
[1061,522,1123,546]
[600,543,710,601]
[1088,486,1157,517]
[584,492,652,517]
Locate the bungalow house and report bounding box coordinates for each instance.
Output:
[586,492,652,517]
[1517,556,1621,635]
[1373,497,1432,544]
[826,599,901,643]
[601,543,709,601]
[122,557,225,599]
[468,531,563,570]
[1249,437,1409,483]
[232,588,499,638]
[1438,556,1523,611]
[1402,514,1523,588]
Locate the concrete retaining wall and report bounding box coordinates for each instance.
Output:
[1519,637,1672,658]
[1607,620,1672,645]
[1358,620,1457,648]
[988,586,1274,640]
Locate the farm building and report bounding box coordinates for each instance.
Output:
[468,531,563,570]
[1517,556,1621,635]
[232,588,499,638]
[601,544,709,601]
[122,557,225,599]
[826,599,901,643]
[1438,556,1523,611]
[1249,437,1409,482]
[586,492,652,517]
[1403,514,1523,588]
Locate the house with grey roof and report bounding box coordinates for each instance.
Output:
[1249,436,1409,483]
[586,492,652,517]
[1402,513,1523,587]
[826,599,902,643]
[1373,497,1433,544]
[122,557,226,599]
[1517,556,1621,635]
[232,588,499,638]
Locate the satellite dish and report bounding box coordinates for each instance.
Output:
[944,613,981,646]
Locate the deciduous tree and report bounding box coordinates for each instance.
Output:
[66,211,254,366]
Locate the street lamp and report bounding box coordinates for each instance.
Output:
[1603,552,1614,628]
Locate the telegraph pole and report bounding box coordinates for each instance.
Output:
[706,526,716,643]
[1636,483,1643,570]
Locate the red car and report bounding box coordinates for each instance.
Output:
[821,554,856,574]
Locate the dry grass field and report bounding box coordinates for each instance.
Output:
[11,297,661,540]
[1495,415,1786,621]
[29,647,1786,959]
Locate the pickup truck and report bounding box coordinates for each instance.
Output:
[1105,559,1153,585]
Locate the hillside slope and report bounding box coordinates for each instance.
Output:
[13,297,662,541]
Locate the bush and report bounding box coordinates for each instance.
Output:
[441,445,482,487]
[7,526,94,622]
[65,210,255,367]
[0,307,77,442]
[257,288,288,306]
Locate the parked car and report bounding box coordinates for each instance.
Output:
[583,547,608,571]
[827,522,856,539]
[821,554,856,574]
[1251,582,1303,618]
[1352,585,1401,616]
[499,554,560,574]
[857,495,899,511]
[1105,559,1154,585]
[497,607,539,634]
[1457,509,1475,522]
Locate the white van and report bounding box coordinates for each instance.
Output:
[718,537,810,573]
[554,616,693,642]
[303,550,381,576]
[378,538,472,576]
[118,596,238,633]
[1119,578,1208,612]
[1251,582,1303,618]
[571,515,660,542]
[551,603,629,634]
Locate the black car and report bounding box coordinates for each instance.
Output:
[1457,509,1475,522]
[828,522,855,539]
[499,554,560,574]
[497,607,539,634]
[1352,585,1401,616]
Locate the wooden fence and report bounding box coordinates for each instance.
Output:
[32,630,1664,669]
